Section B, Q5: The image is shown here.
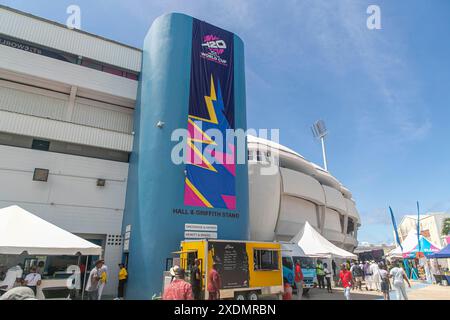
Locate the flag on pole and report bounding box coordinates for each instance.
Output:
[417,201,421,253]
[389,206,403,251]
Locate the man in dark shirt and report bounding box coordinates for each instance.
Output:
[190,259,202,300]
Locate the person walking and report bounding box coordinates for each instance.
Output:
[359,261,365,281]
[370,261,381,291]
[379,264,390,300]
[316,260,325,289]
[207,263,222,300]
[389,262,411,300]
[190,259,202,300]
[351,262,363,291]
[338,264,353,300]
[85,260,102,300]
[163,267,193,300]
[323,263,333,293]
[363,261,372,291]
[117,263,127,300]
[97,261,108,300]
[294,261,304,300]
[24,266,41,296]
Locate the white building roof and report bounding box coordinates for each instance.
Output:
[247,135,353,196]
[247,134,303,158]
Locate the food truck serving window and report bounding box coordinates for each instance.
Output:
[254,249,279,271]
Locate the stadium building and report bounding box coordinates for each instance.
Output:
[0,6,360,296]
[247,136,360,252]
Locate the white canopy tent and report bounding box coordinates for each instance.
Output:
[388,230,417,258]
[0,205,101,255]
[280,242,307,257]
[387,229,441,258]
[291,221,357,259]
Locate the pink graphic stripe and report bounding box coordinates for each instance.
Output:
[184,183,208,208]
[221,195,236,210]
[207,143,236,177]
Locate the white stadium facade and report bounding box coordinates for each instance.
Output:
[248,136,360,251]
[0,6,360,295]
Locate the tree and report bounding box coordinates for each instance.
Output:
[443,218,450,236]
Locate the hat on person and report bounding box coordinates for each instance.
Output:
[0,287,37,300]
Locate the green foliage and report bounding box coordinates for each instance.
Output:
[443,218,450,236]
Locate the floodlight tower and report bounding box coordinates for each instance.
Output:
[311,120,329,171]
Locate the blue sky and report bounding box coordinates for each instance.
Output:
[3,0,450,244]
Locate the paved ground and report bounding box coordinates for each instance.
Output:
[300,281,450,300]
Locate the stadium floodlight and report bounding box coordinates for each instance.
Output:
[311,120,329,171]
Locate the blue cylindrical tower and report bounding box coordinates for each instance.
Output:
[122,13,249,299]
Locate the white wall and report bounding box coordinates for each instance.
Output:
[248,162,281,241]
[280,167,325,205]
[324,208,342,232]
[323,185,347,214]
[0,6,142,72]
[0,145,129,295]
[0,81,134,134]
[0,45,138,102]
[276,195,318,238]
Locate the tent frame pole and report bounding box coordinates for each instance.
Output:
[81,256,89,300]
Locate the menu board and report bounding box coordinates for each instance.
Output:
[209,241,249,289]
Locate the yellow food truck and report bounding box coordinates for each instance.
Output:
[174,239,283,300]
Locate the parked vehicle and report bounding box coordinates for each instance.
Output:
[170,239,284,300]
[281,242,317,294]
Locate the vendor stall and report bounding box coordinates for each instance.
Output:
[428,244,450,285]
[0,205,101,299]
[290,222,357,286]
[428,244,450,259]
[387,230,441,281]
[291,222,357,260]
[388,231,441,259]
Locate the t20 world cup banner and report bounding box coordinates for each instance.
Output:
[184,19,236,210]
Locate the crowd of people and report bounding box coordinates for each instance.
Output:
[0,257,423,301]
[0,263,42,296]
[0,259,129,301]
[280,258,414,301]
[336,260,412,300]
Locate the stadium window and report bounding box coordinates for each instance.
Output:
[347,218,355,235]
[247,149,254,161]
[81,58,102,71]
[126,72,139,80]
[254,249,279,271]
[103,66,124,77]
[32,139,50,151]
[256,150,262,162]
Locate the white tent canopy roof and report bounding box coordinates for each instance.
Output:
[280,242,307,257]
[0,205,102,255]
[388,230,418,258]
[291,221,357,259]
[387,229,441,258]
